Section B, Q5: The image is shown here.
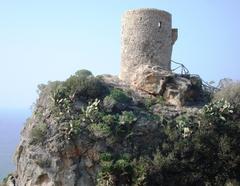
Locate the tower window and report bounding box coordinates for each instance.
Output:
[158,21,162,28]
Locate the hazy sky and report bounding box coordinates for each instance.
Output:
[0,0,239,109]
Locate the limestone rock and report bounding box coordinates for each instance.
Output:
[7,72,205,186]
[163,75,203,107]
[127,64,203,107]
[132,64,171,95]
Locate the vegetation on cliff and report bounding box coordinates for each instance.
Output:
[3,70,240,186]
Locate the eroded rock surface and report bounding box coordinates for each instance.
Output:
[127,65,203,107]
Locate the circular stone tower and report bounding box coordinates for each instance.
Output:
[120,8,178,84]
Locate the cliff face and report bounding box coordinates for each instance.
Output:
[2,70,240,186]
[11,71,204,186]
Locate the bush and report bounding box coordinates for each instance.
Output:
[50,70,107,106]
[114,158,131,172]
[60,99,102,140]
[143,96,165,111]
[109,89,131,104]
[103,96,117,112]
[97,153,133,186]
[49,70,108,121]
[100,152,113,162]
[102,114,117,126]
[83,98,102,123]
[144,100,240,185]
[61,120,82,140]
[143,97,155,110]
[131,157,149,186]
[96,96,240,185]
[88,123,111,138]
[175,114,197,138]
[214,82,240,108]
[64,73,105,99]
[119,111,137,125]
[203,99,234,124]
[52,86,72,114]
[102,89,132,112]
[30,122,47,144]
[74,69,93,78]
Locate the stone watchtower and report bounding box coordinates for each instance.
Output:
[120,8,178,91]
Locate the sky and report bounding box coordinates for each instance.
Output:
[0,0,239,109]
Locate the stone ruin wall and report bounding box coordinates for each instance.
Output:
[120,8,178,85]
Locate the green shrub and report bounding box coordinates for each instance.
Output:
[30,122,47,144]
[143,96,165,110]
[102,114,117,126]
[97,153,114,186]
[37,81,62,96]
[103,96,117,112]
[119,111,137,125]
[131,158,149,186]
[152,149,167,167]
[114,159,129,171]
[97,153,133,186]
[82,98,101,123]
[96,174,115,186]
[60,99,102,140]
[95,97,240,186]
[74,69,93,78]
[88,123,111,138]
[61,119,82,140]
[52,87,72,114]
[142,99,240,186]
[100,152,113,162]
[50,70,106,103]
[156,96,165,105]
[51,84,70,104]
[175,115,190,128]
[175,114,195,138]
[113,111,137,136]
[114,157,132,174]
[203,99,234,124]
[49,71,102,117]
[143,97,155,110]
[109,89,131,103]
[64,73,104,99]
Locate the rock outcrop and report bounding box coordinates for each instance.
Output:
[131,65,203,107]
[2,70,240,186]
[8,72,204,186]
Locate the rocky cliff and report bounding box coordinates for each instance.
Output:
[3,70,240,186]
[7,70,203,185]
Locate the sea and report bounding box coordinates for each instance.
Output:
[0,108,31,180]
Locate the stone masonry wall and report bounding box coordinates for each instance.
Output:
[120,8,178,85]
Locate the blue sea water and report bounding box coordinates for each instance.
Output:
[0,108,31,180]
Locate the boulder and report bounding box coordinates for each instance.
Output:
[127,64,203,107]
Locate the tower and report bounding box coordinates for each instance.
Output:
[120,8,178,85]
